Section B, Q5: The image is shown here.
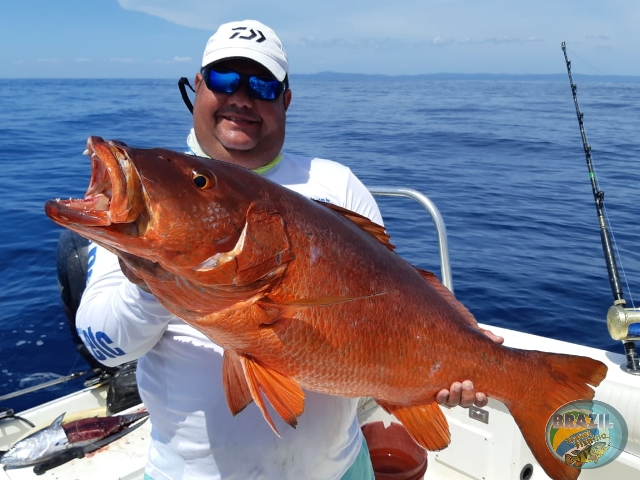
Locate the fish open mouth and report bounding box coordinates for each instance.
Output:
[45,136,146,228]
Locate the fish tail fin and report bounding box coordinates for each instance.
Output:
[506,351,607,480]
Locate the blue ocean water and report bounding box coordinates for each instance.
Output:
[1,75,639,413]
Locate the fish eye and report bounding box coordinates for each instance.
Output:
[192,170,216,189]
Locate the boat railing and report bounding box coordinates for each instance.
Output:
[368,187,453,293]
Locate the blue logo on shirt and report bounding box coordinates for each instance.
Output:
[86,243,97,283]
[78,326,126,361]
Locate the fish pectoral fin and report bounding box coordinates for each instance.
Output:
[239,355,305,435]
[222,350,254,415]
[194,204,293,288]
[376,400,451,451]
[234,204,295,286]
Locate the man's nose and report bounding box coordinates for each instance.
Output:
[227,83,253,107]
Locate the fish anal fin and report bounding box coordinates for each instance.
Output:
[222,350,254,416]
[239,355,305,435]
[376,400,450,451]
[315,201,395,252]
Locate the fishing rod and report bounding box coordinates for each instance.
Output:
[0,368,98,403]
[561,42,640,373]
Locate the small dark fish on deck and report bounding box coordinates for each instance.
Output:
[0,410,148,470]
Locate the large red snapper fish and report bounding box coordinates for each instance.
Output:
[46,137,606,480]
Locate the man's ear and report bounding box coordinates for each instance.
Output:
[283,89,292,111]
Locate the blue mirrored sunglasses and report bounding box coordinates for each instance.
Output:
[201,67,287,101]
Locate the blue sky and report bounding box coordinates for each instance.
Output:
[2,0,639,78]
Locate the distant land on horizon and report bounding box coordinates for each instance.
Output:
[293,72,640,83]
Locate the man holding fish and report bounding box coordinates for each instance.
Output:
[75,20,499,480]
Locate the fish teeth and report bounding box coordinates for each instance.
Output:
[83,149,90,155]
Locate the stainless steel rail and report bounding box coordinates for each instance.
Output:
[368,187,453,293]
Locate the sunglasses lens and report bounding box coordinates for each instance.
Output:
[203,68,284,101]
[207,70,241,94]
[248,77,282,100]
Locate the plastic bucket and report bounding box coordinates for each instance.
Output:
[361,421,428,480]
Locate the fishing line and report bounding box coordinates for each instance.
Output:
[563,46,607,75]
[603,207,636,308]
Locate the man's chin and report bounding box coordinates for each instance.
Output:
[218,133,259,152]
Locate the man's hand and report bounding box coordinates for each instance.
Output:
[435,328,504,408]
[436,380,488,408]
[118,257,152,294]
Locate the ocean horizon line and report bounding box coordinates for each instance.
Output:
[2,72,640,82]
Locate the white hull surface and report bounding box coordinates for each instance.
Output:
[2,324,638,479]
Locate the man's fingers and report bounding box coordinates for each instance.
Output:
[481,328,505,345]
[435,381,490,408]
[475,392,488,408]
[458,380,476,407]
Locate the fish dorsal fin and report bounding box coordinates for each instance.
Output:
[52,412,67,428]
[376,400,450,451]
[222,350,254,416]
[239,355,305,435]
[316,201,395,252]
[414,267,483,331]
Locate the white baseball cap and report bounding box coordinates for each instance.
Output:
[201,20,289,81]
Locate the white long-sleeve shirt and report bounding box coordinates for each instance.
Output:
[76,150,383,480]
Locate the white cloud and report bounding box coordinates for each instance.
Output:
[432,37,454,47]
[117,0,638,50]
[75,58,91,63]
[115,0,640,76]
[586,35,612,41]
[432,36,542,47]
[37,58,60,63]
[154,56,193,64]
[110,57,136,63]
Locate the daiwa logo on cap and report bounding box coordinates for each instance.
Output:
[545,400,627,469]
[229,27,266,43]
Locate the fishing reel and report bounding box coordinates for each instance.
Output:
[607,302,640,374]
[607,302,640,342]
